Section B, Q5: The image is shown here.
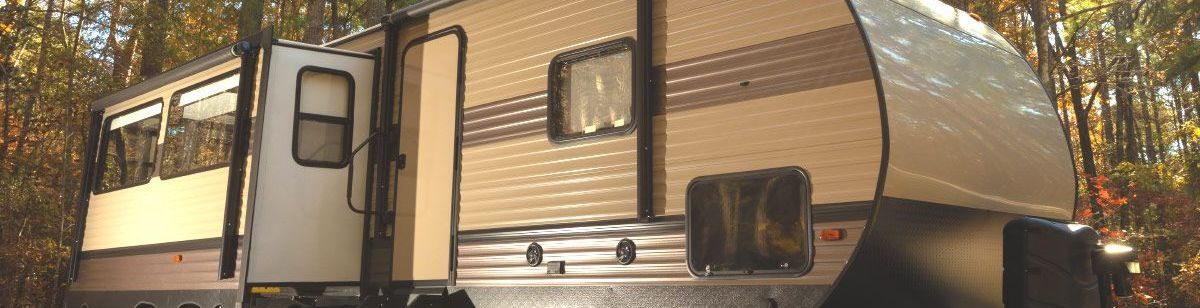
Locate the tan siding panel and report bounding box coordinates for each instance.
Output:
[652,0,855,65]
[656,80,882,216]
[456,220,864,286]
[84,169,230,250]
[427,0,637,108]
[460,135,638,230]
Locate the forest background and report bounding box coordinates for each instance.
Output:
[0,0,1197,306]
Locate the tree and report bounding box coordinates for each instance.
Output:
[238,0,264,39]
[302,0,325,44]
[138,0,168,78]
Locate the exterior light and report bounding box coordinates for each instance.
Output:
[1104,243,1134,254]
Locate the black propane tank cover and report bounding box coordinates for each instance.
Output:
[526,243,543,267]
[616,238,637,265]
[1003,217,1102,308]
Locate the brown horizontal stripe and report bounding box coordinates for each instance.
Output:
[656,24,872,114]
[462,24,872,147]
[462,92,547,147]
[72,245,240,291]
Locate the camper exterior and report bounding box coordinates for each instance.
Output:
[64,0,1133,307]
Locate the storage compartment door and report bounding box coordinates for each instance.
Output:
[245,43,375,284]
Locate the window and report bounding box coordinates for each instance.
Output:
[95,100,163,193]
[292,66,353,167]
[547,38,635,143]
[161,71,239,178]
[685,167,813,277]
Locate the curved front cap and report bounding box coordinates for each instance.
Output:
[855,0,1075,219]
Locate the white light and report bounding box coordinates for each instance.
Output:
[179,74,239,107]
[1125,261,1142,274]
[109,102,163,130]
[1104,243,1134,254]
[1067,223,1089,232]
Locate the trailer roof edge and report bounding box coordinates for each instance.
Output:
[383,0,462,24]
[88,28,274,112]
[324,24,382,48]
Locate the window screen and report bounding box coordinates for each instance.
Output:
[686,167,813,277]
[161,71,239,178]
[547,38,634,142]
[96,100,162,192]
[292,67,353,168]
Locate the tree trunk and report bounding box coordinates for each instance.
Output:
[1054,0,1099,220]
[1171,83,1189,154]
[1096,31,1115,166]
[1111,3,1140,163]
[1027,0,1056,98]
[1131,49,1159,163]
[238,0,264,38]
[366,0,388,23]
[0,0,37,168]
[111,28,139,88]
[302,0,326,44]
[103,0,124,62]
[12,0,56,178]
[330,0,346,38]
[53,6,88,305]
[138,0,169,79]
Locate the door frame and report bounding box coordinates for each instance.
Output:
[385,24,467,287]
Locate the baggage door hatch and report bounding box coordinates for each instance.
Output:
[244,41,376,285]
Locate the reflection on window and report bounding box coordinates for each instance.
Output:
[548,39,634,142]
[686,167,813,277]
[293,68,352,167]
[161,72,239,178]
[97,101,162,192]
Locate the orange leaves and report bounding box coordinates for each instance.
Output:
[1093,175,1132,209]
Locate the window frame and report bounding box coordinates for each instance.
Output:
[159,69,242,180]
[291,65,355,168]
[546,37,638,144]
[93,98,165,194]
[683,166,815,278]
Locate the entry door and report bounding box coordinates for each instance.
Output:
[391,28,464,284]
[246,42,375,284]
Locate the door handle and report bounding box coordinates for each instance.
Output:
[345,131,379,215]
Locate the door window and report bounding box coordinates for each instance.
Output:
[293,66,354,167]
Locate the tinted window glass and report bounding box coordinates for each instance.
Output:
[97,101,163,192]
[293,68,352,167]
[161,72,239,178]
[686,167,813,277]
[548,39,634,142]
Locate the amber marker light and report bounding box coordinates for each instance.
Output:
[173,254,184,264]
[819,229,846,241]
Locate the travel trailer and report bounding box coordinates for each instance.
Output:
[64,0,1140,307]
